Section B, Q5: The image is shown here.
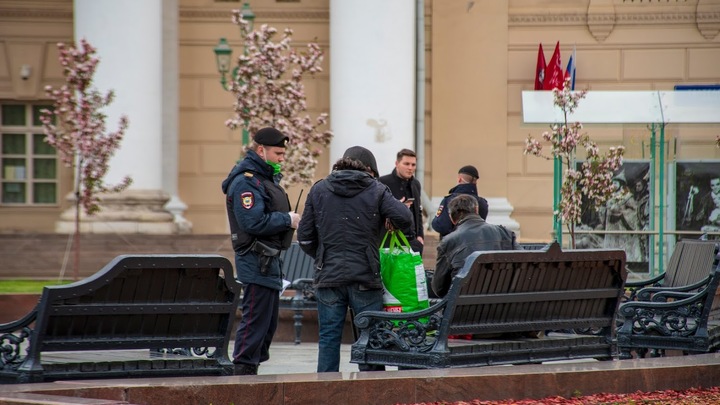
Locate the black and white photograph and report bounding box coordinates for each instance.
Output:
[675,161,720,239]
[576,161,651,272]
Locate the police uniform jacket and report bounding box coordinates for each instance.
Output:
[431,183,489,238]
[221,150,292,290]
[297,170,413,289]
[432,214,521,297]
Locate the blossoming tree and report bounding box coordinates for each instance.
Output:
[40,38,132,279]
[525,78,625,248]
[224,11,333,187]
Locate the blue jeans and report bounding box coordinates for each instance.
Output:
[316,284,383,372]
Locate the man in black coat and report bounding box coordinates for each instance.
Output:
[297,146,412,372]
[379,148,424,255]
[432,165,489,239]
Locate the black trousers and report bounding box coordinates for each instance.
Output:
[232,283,279,366]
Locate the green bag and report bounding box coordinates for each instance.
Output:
[379,231,429,314]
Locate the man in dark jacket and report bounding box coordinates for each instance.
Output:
[297,146,412,372]
[432,165,489,238]
[379,149,424,255]
[221,127,301,375]
[432,194,521,297]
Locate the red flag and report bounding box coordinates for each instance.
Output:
[543,41,563,90]
[534,44,546,90]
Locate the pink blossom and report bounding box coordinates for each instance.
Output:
[525,76,625,248]
[226,16,333,187]
[40,38,132,215]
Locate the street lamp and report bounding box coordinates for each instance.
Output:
[213,2,255,91]
[213,2,255,146]
[213,38,232,90]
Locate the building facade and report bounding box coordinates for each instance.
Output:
[1,0,719,243]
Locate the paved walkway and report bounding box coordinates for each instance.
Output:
[259,342,371,374]
[256,341,593,375]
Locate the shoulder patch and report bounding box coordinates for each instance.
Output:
[244,172,254,178]
[435,205,444,217]
[241,192,254,209]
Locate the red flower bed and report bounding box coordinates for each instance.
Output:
[399,386,720,405]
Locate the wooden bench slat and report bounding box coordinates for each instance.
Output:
[48,303,236,315]
[456,288,621,305]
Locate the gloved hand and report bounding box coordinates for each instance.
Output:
[289,212,301,228]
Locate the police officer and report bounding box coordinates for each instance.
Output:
[221,127,301,375]
[432,165,489,239]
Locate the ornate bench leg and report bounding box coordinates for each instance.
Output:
[293,309,303,345]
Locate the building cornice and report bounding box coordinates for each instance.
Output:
[0,7,328,22]
[509,11,718,26]
[0,8,72,21]
[179,9,329,22]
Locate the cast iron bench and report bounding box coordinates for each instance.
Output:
[617,262,720,359]
[279,242,316,344]
[0,254,240,383]
[624,239,719,302]
[351,243,627,369]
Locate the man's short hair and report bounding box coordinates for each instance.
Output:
[448,194,478,223]
[396,148,416,161]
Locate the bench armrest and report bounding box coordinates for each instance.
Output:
[288,278,315,302]
[625,272,666,289]
[625,272,666,301]
[290,277,314,289]
[0,305,38,370]
[649,291,696,302]
[617,288,712,338]
[353,300,447,353]
[0,304,38,333]
[634,275,711,301]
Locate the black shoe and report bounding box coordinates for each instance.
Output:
[234,363,258,375]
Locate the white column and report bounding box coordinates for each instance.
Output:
[61,0,189,234]
[329,0,416,176]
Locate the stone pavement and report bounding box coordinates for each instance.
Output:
[258,342,400,374]
[259,342,355,374]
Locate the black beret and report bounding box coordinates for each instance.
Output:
[254,127,289,147]
[458,165,479,179]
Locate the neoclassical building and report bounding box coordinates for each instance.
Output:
[1,0,719,247]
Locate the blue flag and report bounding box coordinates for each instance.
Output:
[565,45,576,90]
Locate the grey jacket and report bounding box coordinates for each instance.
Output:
[431,214,521,297]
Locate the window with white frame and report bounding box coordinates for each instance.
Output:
[0,103,58,205]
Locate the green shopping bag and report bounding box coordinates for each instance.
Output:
[379,231,429,315]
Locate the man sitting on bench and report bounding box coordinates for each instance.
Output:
[431,194,521,298]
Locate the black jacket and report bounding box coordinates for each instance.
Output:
[432,214,521,297]
[431,183,489,238]
[297,170,413,289]
[378,169,423,252]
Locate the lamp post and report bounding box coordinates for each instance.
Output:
[214,2,255,146]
